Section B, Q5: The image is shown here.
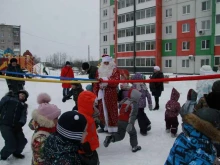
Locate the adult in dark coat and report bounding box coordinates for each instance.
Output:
[82,62,98,92]
[0,90,29,160]
[6,58,25,94]
[149,66,164,110]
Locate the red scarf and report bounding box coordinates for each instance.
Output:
[37,127,56,133]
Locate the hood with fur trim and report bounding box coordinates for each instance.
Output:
[183,111,220,143]
[32,110,55,128]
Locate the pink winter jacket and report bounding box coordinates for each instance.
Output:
[165,88,181,118]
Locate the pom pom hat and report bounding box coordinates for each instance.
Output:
[37,93,51,104]
[102,54,112,63]
[57,111,87,141]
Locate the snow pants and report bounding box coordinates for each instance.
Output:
[137,108,151,134]
[112,120,138,147]
[0,125,27,159]
[165,116,179,134]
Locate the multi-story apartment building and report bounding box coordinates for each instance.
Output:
[100,0,220,74]
[0,24,21,56]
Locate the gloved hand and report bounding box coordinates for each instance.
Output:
[148,104,153,111]
[62,97,66,103]
[13,123,22,133]
[126,123,133,133]
[81,142,93,157]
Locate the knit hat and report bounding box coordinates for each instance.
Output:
[37,103,61,120]
[102,54,112,63]
[212,80,220,92]
[18,90,29,102]
[187,89,197,101]
[154,66,160,71]
[57,111,87,141]
[65,61,71,65]
[199,65,214,75]
[37,93,51,104]
[82,62,90,70]
[131,73,144,80]
[10,58,17,63]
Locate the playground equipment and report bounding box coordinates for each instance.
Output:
[33,62,50,75]
[0,50,35,75]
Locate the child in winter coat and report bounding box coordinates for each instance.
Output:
[165,108,220,165]
[131,73,153,136]
[0,90,29,160]
[180,89,197,117]
[78,91,100,165]
[43,111,90,165]
[104,88,142,152]
[62,83,84,110]
[165,88,181,137]
[30,93,61,165]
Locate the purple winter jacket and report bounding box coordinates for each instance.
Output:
[132,83,152,109]
[165,88,181,118]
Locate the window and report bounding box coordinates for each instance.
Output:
[138,0,145,3]
[216,36,220,44]
[103,9,107,16]
[146,24,155,34]
[182,23,190,32]
[126,59,134,66]
[113,34,115,40]
[126,43,134,51]
[146,58,155,66]
[165,60,172,68]
[103,22,107,30]
[166,25,172,34]
[103,48,107,54]
[201,59,209,67]
[1,40,4,43]
[215,57,220,66]
[165,8,172,18]
[202,1,210,11]
[126,0,133,7]
[183,5,190,14]
[103,0,107,4]
[126,28,134,37]
[118,15,125,23]
[118,44,125,52]
[217,0,220,2]
[103,35,107,42]
[165,43,172,51]
[0,33,4,37]
[146,41,155,50]
[216,14,220,24]
[118,0,133,9]
[182,41,190,50]
[146,7,156,18]
[118,29,126,38]
[201,20,211,30]
[126,12,134,22]
[136,42,145,51]
[182,59,190,67]
[136,58,146,66]
[117,59,126,66]
[201,40,210,49]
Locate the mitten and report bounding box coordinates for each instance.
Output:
[148,104,153,111]
[81,142,93,157]
[126,123,133,133]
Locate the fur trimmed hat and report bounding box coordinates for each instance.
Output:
[57,111,87,141]
[102,54,112,63]
[18,90,29,102]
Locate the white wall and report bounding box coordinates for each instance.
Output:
[136,0,156,10]
[162,4,177,23]
[177,0,195,21]
[162,22,177,39]
[195,16,212,37]
[118,36,133,44]
[136,17,156,26]
[136,33,155,42]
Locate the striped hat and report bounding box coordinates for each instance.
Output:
[57,111,87,141]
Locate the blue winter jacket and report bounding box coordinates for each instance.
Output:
[165,123,216,165]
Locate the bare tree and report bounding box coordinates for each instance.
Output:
[46,52,67,68]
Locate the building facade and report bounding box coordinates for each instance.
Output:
[100,0,220,74]
[0,24,21,56]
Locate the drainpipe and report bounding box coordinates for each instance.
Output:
[211,0,216,68]
[133,0,136,73]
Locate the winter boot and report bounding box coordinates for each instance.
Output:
[166,129,170,133]
[98,128,108,133]
[132,146,141,152]
[13,153,25,159]
[147,124,151,131]
[171,133,177,138]
[153,106,159,110]
[103,136,113,147]
[140,131,147,136]
[0,156,7,161]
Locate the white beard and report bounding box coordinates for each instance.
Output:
[98,62,115,78]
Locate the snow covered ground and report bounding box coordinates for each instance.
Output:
[0,72,198,165]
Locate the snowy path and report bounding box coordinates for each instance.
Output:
[0,75,197,165]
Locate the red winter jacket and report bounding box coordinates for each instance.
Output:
[60,66,74,88]
[118,102,132,122]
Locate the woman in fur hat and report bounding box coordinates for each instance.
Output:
[30,93,61,165]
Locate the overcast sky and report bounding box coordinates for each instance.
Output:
[0,0,99,61]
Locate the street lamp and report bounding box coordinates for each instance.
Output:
[189,55,195,75]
